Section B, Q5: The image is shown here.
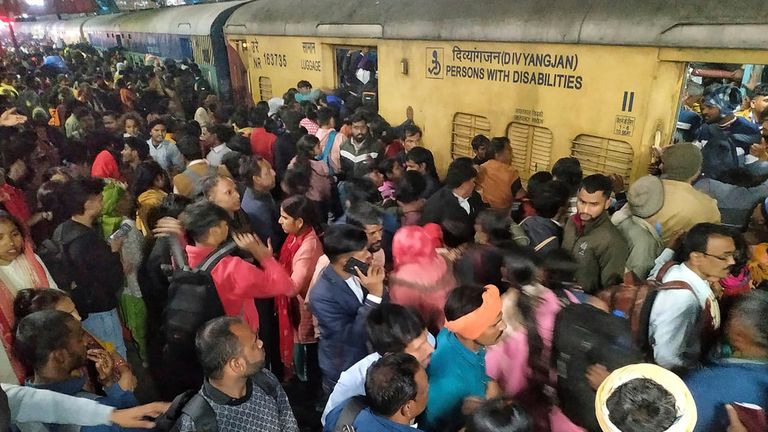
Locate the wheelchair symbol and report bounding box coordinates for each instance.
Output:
[426,48,443,79]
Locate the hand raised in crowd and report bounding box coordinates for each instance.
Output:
[233,232,273,261]
[87,349,115,385]
[0,108,27,127]
[109,402,171,429]
[152,217,184,237]
[355,264,385,297]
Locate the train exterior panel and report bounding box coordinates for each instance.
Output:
[224,0,768,179]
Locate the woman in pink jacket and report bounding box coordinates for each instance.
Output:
[277,195,324,387]
[388,225,457,335]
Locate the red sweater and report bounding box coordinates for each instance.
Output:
[249,127,277,166]
[186,245,294,331]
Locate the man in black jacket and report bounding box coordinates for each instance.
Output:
[421,157,486,232]
[53,177,126,358]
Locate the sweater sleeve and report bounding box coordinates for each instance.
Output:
[217,256,295,299]
[291,240,322,297]
[2,384,113,426]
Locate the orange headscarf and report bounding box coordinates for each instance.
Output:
[445,285,502,340]
[748,243,768,285]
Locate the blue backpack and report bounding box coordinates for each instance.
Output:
[317,130,338,176]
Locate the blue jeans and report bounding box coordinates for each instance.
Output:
[82,308,127,359]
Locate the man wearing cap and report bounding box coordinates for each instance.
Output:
[652,143,720,246]
[421,285,505,432]
[611,175,664,279]
[696,85,761,170]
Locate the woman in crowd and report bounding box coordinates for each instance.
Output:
[276,195,323,388]
[388,225,457,335]
[0,211,58,383]
[288,135,332,217]
[132,160,170,236]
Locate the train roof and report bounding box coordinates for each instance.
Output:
[224,0,768,50]
[83,0,247,36]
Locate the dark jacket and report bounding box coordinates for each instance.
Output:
[241,188,286,251]
[308,266,380,384]
[520,215,563,254]
[561,212,629,294]
[55,219,124,317]
[339,136,383,179]
[420,187,486,229]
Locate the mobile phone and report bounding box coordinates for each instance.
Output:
[343,257,370,276]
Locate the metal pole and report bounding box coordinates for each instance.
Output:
[7,22,20,53]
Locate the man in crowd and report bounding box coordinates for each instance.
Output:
[178,317,298,432]
[421,285,505,432]
[146,118,184,173]
[239,154,285,250]
[172,134,230,199]
[54,177,126,357]
[685,290,768,431]
[309,224,386,394]
[120,136,150,186]
[561,174,629,294]
[324,353,429,432]
[402,124,423,152]
[653,143,721,245]
[203,124,233,167]
[322,304,434,425]
[421,157,485,228]
[739,83,768,124]
[651,223,733,370]
[15,310,141,432]
[340,112,384,179]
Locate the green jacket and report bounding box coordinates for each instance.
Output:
[611,205,663,279]
[562,211,629,294]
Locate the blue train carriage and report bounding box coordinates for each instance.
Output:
[225,0,768,179]
[83,0,248,103]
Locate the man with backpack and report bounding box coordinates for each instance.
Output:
[175,316,298,432]
[173,134,231,199]
[650,223,732,370]
[324,353,428,432]
[49,177,126,358]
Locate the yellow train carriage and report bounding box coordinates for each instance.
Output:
[224,0,768,180]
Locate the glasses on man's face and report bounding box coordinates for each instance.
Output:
[700,251,735,261]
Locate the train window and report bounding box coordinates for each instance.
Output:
[570,134,634,181]
[451,113,491,159]
[259,76,273,101]
[506,122,553,179]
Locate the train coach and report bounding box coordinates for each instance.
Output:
[223,0,768,179]
[83,0,247,102]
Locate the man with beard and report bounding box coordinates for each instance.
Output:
[561,174,629,294]
[339,112,384,179]
[178,317,298,432]
[14,310,142,432]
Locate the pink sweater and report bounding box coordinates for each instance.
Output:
[186,245,294,331]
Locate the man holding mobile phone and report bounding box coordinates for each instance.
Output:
[309,224,386,397]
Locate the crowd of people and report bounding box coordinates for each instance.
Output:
[0,41,766,432]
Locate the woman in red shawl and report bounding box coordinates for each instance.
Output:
[276,195,323,387]
[0,211,58,383]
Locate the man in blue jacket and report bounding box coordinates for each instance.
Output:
[309,224,386,395]
[685,290,768,432]
[14,310,143,432]
[325,353,428,432]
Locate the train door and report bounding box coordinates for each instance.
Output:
[179,38,194,61]
[227,39,253,106]
[334,45,378,106]
[115,34,122,48]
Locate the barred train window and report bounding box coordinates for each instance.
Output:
[506,122,553,179]
[258,76,273,101]
[570,134,634,181]
[451,113,491,159]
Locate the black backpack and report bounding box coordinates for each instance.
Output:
[551,294,643,432]
[160,240,235,394]
[153,371,280,432]
[38,227,89,303]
